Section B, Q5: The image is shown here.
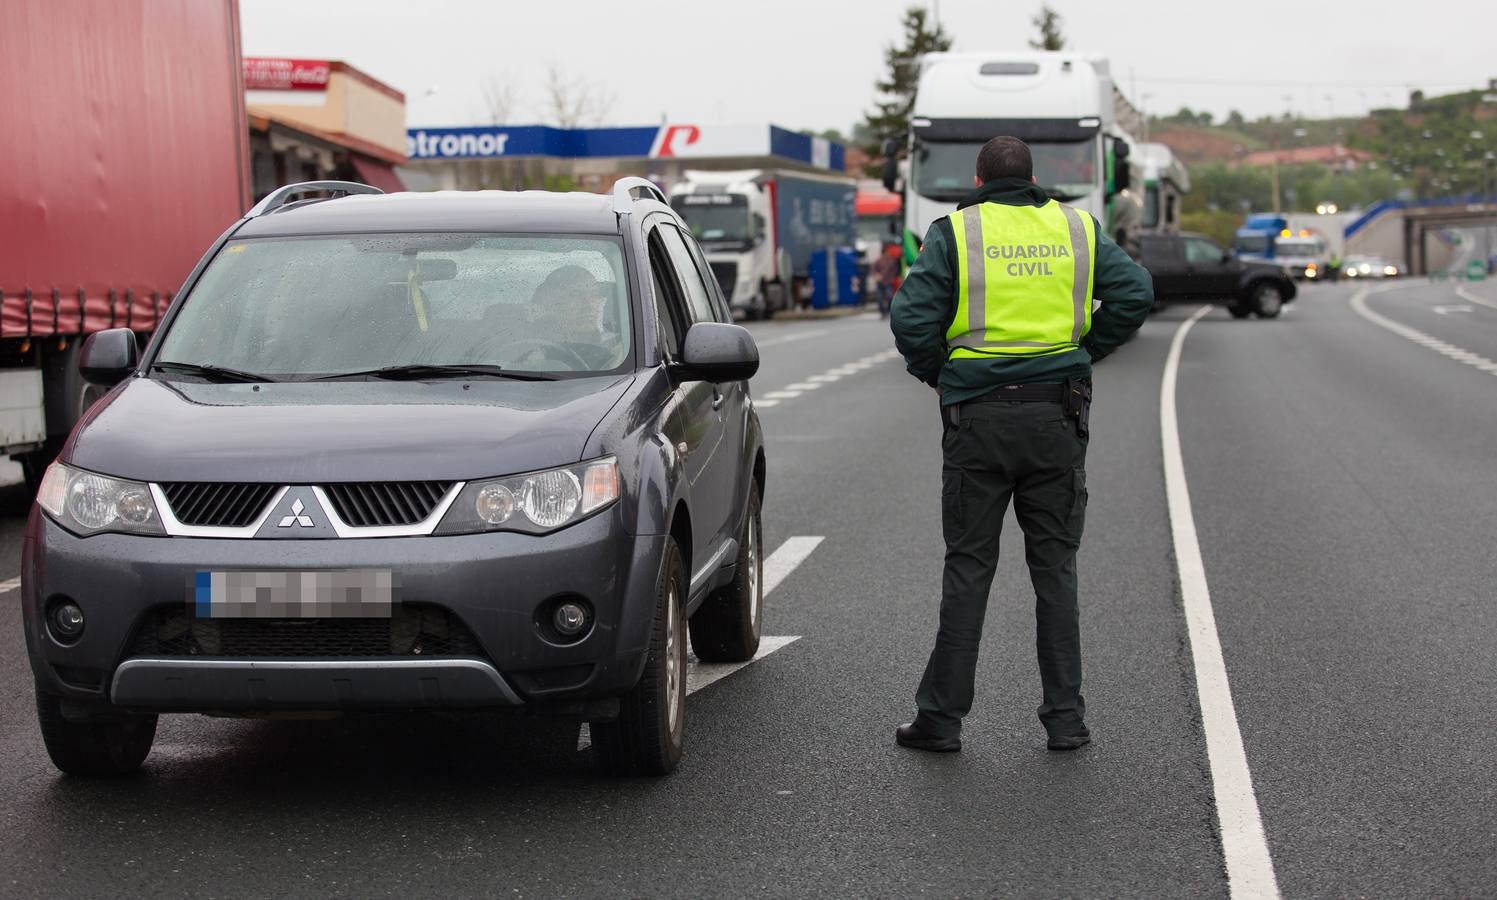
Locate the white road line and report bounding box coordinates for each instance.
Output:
[0,577,20,594]
[754,399,780,408]
[763,390,802,400]
[806,374,841,383]
[1162,305,1281,899]
[1351,285,1497,376]
[578,536,822,751]
[753,328,828,348]
[759,535,823,597]
[784,382,822,391]
[1454,284,1497,312]
[686,636,802,693]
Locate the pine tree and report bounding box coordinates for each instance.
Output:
[1029,5,1066,51]
[862,6,953,174]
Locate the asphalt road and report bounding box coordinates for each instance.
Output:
[2,281,1494,898]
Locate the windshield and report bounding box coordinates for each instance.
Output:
[913,139,1098,202]
[672,195,751,243]
[1144,185,1160,228]
[1235,234,1271,254]
[156,234,632,379]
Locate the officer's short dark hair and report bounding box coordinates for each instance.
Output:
[975,136,1033,183]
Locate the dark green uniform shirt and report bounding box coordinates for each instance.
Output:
[890,177,1155,405]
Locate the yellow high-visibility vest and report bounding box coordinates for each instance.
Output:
[946,200,1096,359]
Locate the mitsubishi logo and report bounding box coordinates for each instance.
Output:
[277,498,315,528]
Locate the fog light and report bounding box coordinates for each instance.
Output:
[553,602,590,637]
[48,601,85,642]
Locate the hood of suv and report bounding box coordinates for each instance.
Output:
[66,375,635,483]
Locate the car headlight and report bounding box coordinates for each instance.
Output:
[435,457,619,535]
[1384,265,1398,276]
[36,463,166,537]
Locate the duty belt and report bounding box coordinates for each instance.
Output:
[968,382,1065,403]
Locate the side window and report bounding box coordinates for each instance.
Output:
[1185,239,1223,264]
[675,225,731,323]
[657,223,717,324]
[647,229,688,359]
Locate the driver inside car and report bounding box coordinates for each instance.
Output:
[523,264,618,369]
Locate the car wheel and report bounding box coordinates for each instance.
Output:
[1252,283,1284,319]
[689,489,763,663]
[593,538,687,777]
[36,691,157,775]
[1227,303,1253,319]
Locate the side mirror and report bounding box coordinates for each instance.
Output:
[881,156,899,194]
[751,212,767,247]
[679,322,759,383]
[78,328,139,386]
[1112,139,1132,192]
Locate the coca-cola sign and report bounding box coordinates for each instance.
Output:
[244,57,331,91]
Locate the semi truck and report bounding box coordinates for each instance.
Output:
[671,169,857,320]
[1139,143,1189,233]
[887,51,1144,254]
[1,0,250,491]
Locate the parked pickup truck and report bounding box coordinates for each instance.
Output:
[1135,232,1297,319]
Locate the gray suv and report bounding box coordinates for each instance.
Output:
[22,179,766,777]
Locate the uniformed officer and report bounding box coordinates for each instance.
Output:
[890,136,1153,753]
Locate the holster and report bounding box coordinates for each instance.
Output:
[1063,377,1092,439]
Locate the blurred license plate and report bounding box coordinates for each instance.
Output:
[193,571,394,619]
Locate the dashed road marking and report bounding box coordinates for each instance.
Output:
[578,536,822,751]
[0,577,20,594]
[753,349,902,412]
[752,328,828,348]
[1352,285,1497,376]
[763,390,802,400]
[784,382,823,391]
[1163,306,1281,899]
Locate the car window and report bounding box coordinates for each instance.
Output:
[656,223,717,324]
[674,224,732,323]
[647,229,689,359]
[156,233,632,377]
[1185,239,1224,264]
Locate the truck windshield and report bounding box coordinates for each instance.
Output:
[914,139,1098,203]
[155,234,632,379]
[672,195,752,244]
[1235,234,1272,254]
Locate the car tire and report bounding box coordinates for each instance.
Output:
[689,489,763,663]
[1227,303,1253,319]
[593,538,687,777]
[1252,283,1284,319]
[35,691,157,775]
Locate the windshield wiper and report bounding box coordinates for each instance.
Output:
[315,364,559,382]
[152,361,277,383]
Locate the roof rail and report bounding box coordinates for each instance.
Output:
[246,181,384,217]
[612,176,668,213]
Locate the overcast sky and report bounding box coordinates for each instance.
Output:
[241,0,1494,134]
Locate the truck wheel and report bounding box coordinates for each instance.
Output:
[689,489,763,663]
[593,538,687,776]
[1252,283,1284,319]
[36,691,157,775]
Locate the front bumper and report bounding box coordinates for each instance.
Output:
[22,507,666,713]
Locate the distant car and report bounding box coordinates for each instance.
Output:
[22,179,767,778]
[1343,256,1401,279]
[1135,232,1298,319]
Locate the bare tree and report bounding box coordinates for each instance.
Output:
[478,73,519,125]
[543,64,615,128]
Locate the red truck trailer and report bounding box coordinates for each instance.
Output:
[1,0,249,490]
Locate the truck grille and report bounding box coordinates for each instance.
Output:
[161,483,279,528]
[323,482,452,527]
[709,261,737,302]
[126,604,484,658]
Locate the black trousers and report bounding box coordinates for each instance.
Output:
[914,399,1089,739]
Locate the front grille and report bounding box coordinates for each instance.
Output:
[127,604,484,658]
[161,482,279,528]
[709,261,737,302]
[323,482,452,527]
